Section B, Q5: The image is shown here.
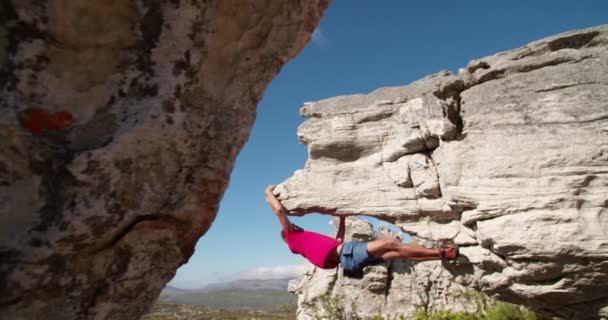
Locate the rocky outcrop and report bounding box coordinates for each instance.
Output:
[288,217,488,320]
[0,1,330,319]
[278,25,608,320]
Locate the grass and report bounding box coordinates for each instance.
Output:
[147,289,554,320]
[308,292,554,320]
[158,288,297,311]
[414,302,555,320]
[143,303,296,320]
[145,286,298,320]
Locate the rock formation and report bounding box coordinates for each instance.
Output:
[0,1,330,319]
[278,25,608,320]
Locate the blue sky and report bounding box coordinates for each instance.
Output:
[169,1,608,288]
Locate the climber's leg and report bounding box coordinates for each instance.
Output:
[367,238,458,261]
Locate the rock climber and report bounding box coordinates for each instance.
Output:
[265,185,459,278]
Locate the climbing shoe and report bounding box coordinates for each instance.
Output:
[439,245,459,260]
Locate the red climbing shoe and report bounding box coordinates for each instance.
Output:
[439,245,459,260]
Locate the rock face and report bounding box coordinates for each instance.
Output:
[288,217,487,320]
[278,25,608,320]
[0,1,330,319]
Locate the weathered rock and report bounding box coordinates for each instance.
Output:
[0,1,330,319]
[288,217,487,320]
[279,25,608,319]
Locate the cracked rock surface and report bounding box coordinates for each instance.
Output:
[279,25,608,320]
[0,1,330,319]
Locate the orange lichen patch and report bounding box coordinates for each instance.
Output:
[24,110,74,134]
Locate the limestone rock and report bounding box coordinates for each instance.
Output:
[0,1,330,319]
[280,25,608,319]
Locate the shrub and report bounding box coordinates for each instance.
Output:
[414,310,482,320]
[484,302,553,320]
[313,293,370,320]
[414,302,553,320]
[313,293,348,320]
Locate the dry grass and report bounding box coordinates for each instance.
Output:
[143,303,296,320]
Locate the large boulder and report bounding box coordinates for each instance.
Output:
[0,1,330,319]
[278,25,608,320]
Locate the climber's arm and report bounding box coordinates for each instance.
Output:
[265,185,293,233]
[336,216,346,242]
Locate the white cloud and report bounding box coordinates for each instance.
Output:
[311,27,328,47]
[233,264,307,280]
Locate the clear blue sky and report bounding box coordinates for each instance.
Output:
[169,1,608,288]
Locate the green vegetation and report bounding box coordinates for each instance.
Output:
[143,303,296,320]
[414,302,554,320]
[484,302,553,320]
[145,286,298,319]
[148,287,553,320]
[310,292,553,320]
[312,294,406,320]
[145,301,553,320]
[315,293,343,320]
[158,288,297,311]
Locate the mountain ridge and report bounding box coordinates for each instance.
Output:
[162,277,294,296]
[158,278,297,311]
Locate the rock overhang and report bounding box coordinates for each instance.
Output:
[278,25,608,320]
[0,1,331,319]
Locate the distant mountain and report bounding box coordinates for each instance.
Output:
[159,285,192,298]
[201,278,293,292]
[157,278,296,311]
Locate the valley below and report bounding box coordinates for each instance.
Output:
[144,279,297,320]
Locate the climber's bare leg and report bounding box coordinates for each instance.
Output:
[366,238,440,261]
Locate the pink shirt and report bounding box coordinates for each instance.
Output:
[284,228,341,269]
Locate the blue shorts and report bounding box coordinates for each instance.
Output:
[339,241,384,278]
